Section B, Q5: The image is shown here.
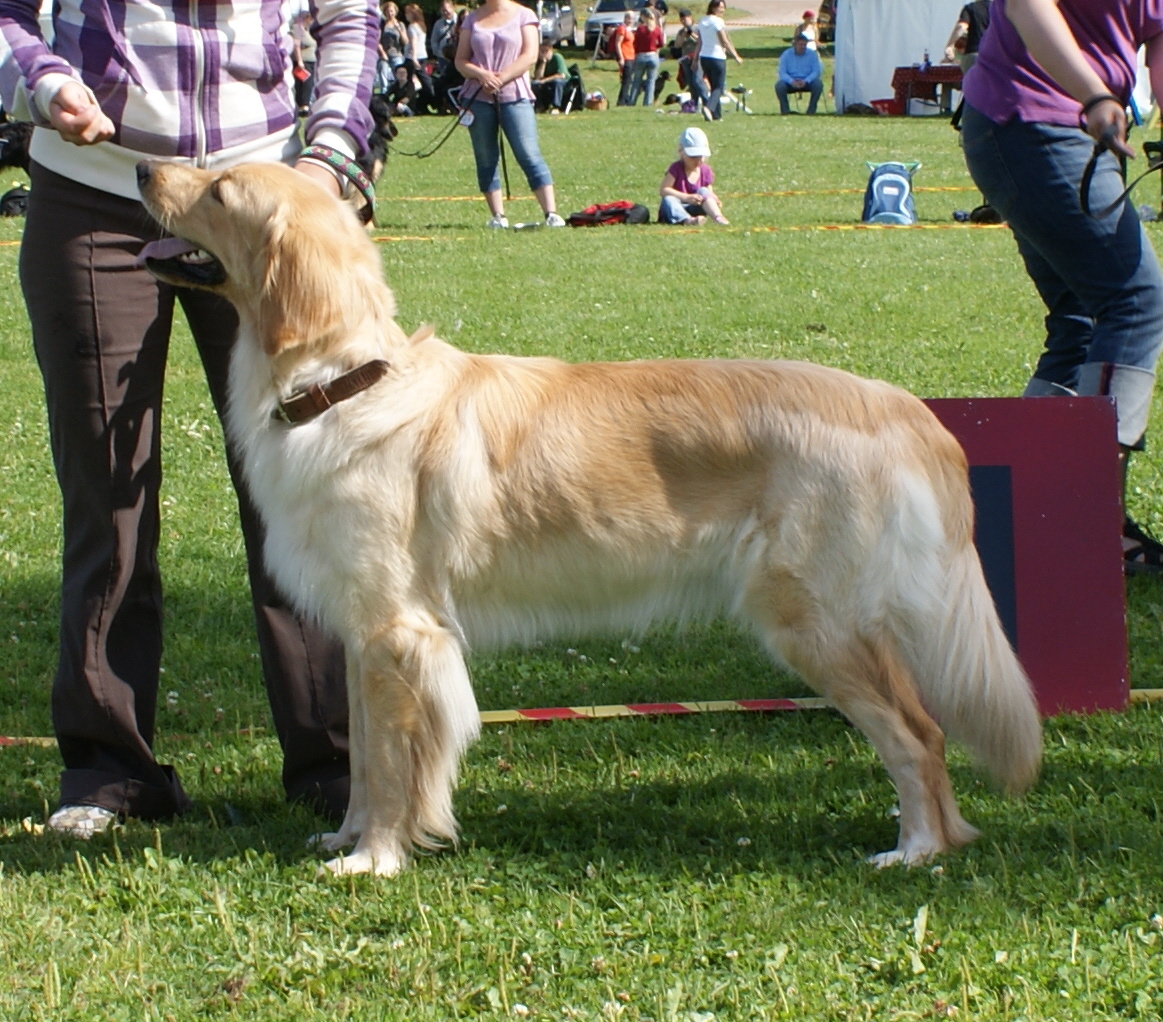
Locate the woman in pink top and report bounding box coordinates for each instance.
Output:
[455,0,563,228]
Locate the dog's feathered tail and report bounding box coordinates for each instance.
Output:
[907,529,1042,796]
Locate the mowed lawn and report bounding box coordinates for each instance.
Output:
[0,27,1161,1022]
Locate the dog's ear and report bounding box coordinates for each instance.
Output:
[255,207,349,357]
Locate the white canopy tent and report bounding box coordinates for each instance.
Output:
[832,0,965,113]
[832,0,1156,121]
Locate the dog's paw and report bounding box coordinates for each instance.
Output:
[867,846,939,869]
[320,846,407,877]
[311,829,357,853]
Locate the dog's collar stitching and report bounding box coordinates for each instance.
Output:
[298,143,376,225]
[272,359,391,425]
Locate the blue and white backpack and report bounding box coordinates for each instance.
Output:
[862,161,920,225]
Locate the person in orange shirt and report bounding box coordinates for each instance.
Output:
[610,12,637,105]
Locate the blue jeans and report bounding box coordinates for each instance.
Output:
[961,104,1163,446]
[617,62,633,106]
[700,56,726,119]
[628,52,659,106]
[658,195,704,223]
[467,98,554,194]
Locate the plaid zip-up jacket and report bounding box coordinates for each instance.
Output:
[0,0,379,199]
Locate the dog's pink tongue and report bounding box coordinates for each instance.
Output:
[136,236,199,267]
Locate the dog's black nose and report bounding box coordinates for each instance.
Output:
[135,161,152,188]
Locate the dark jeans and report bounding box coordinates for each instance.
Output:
[776,79,823,114]
[20,163,350,820]
[680,54,708,110]
[700,56,726,119]
[962,105,1163,446]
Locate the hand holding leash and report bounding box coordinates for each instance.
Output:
[1082,93,1133,158]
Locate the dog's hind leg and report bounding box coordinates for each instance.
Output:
[318,655,367,853]
[325,609,480,877]
[751,593,976,865]
[817,635,978,866]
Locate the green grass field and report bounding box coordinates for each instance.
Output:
[1,27,1163,1021]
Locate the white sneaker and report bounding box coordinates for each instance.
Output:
[545,212,566,228]
[47,804,117,838]
[485,214,509,229]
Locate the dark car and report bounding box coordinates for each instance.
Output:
[539,0,578,46]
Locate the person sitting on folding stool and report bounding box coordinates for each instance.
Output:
[776,33,823,114]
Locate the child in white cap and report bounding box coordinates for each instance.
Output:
[657,126,729,225]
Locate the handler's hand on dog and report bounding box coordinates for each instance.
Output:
[49,81,115,145]
[293,159,344,198]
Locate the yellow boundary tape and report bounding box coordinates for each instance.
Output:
[390,185,979,203]
[1,690,1160,746]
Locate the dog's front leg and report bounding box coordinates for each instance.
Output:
[318,654,367,853]
[323,611,479,877]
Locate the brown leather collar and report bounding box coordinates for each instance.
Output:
[272,359,391,425]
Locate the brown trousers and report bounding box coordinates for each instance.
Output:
[21,163,349,820]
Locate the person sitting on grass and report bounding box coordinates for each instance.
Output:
[776,32,823,114]
[532,40,569,111]
[384,62,421,116]
[657,126,729,226]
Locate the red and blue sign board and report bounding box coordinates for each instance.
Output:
[925,396,1127,715]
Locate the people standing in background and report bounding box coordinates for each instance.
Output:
[402,3,435,112]
[376,0,406,91]
[611,12,638,106]
[960,0,1163,573]
[430,0,458,71]
[628,8,664,106]
[674,9,709,112]
[454,0,564,228]
[943,0,992,72]
[795,9,818,50]
[697,0,742,121]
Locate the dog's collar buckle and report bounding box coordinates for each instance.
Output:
[273,359,391,426]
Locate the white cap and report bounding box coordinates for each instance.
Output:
[678,126,710,157]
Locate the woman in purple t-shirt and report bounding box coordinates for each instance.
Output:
[455,0,563,228]
[961,0,1163,571]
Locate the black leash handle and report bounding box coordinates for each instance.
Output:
[495,94,511,201]
[1081,124,1163,219]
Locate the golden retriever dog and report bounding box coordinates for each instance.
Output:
[136,160,1042,876]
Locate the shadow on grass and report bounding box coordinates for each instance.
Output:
[2,705,1121,886]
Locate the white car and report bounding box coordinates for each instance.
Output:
[582,0,649,56]
[539,0,578,47]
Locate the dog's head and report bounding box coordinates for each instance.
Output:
[137,160,392,357]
